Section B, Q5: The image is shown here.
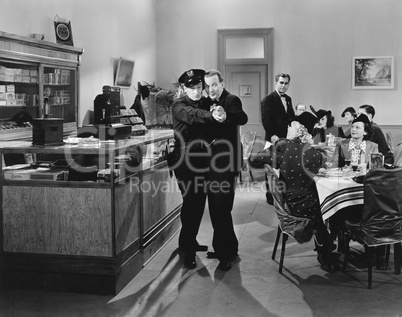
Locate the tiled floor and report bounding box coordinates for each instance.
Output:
[1,170,402,316]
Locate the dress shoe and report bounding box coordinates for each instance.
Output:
[217,260,232,271]
[184,253,196,269]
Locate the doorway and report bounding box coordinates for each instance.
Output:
[225,65,267,138]
[218,28,273,139]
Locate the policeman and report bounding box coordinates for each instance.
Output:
[171,68,225,269]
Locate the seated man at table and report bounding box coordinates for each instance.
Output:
[265,112,339,271]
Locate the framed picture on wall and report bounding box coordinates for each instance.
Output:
[352,56,394,89]
[114,57,135,88]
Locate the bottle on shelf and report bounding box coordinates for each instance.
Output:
[44,97,50,118]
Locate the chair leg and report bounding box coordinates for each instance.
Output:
[376,245,387,269]
[238,170,243,183]
[249,170,254,182]
[272,225,281,260]
[366,246,373,289]
[279,234,288,274]
[394,242,401,275]
[383,245,391,270]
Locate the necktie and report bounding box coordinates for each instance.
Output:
[281,95,287,112]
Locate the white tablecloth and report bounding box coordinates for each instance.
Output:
[314,176,364,221]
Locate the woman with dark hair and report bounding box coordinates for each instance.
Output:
[341,106,357,138]
[329,114,379,244]
[311,108,345,144]
[332,114,378,167]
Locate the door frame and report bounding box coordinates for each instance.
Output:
[217,28,273,95]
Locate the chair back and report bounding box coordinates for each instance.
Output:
[264,164,314,243]
[385,131,395,153]
[394,143,402,167]
[241,131,257,162]
[360,167,402,246]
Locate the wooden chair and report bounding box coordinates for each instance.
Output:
[264,164,314,273]
[394,142,402,167]
[385,131,395,153]
[239,131,257,183]
[342,167,402,288]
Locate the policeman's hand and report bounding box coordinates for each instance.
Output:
[212,106,226,123]
[271,135,279,143]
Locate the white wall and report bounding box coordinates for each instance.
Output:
[0,0,157,125]
[155,0,402,126]
[1,0,401,128]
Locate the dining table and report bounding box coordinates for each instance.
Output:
[314,168,364,221]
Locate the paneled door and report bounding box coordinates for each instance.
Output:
[225,64,267,139]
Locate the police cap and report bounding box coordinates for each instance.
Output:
[178,69,205,88]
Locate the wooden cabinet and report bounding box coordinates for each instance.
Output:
[0,130,182,294]
[0,31,83,141]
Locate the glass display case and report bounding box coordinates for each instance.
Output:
[0,129,182,295]
[0,31,83,141]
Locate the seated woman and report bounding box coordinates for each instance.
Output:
[269,112,338,272]
[329,114,379,241]
[341,106,357,139]
[332,114,379,168]
[311,108,345,144]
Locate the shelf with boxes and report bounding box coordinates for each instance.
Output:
[0,30,83,140]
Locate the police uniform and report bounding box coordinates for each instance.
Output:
[171,69,215,269]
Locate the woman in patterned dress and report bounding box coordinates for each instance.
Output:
[272,112,338,271]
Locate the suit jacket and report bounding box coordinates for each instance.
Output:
[333,139,379,167]
[261,90,295,141]
[203,89,248,174]
[370,123,394,164]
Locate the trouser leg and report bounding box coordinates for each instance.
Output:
[208,172,238,260]
[176,172,207,254]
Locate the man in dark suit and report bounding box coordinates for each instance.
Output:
[261,73,295,144]
[203,69,248,271]
[261,73,295,204]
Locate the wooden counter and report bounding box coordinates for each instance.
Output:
[0,129,182,294]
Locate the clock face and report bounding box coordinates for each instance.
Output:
[56,23,70,40]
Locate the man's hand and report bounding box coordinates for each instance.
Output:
[271,135,279,143]
[212,106,226,123]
